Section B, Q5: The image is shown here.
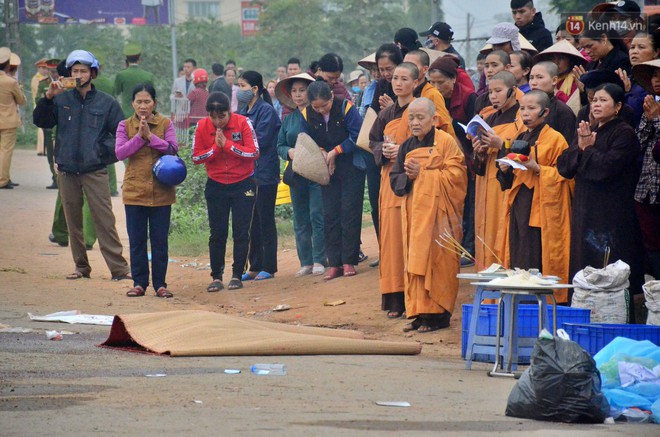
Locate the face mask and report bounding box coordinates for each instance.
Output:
[352,86,361,93]
[424,38,435,49]
[236,89,255,105]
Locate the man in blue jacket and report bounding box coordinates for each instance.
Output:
[33,50,130,281]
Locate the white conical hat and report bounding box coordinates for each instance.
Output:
[358,52,376,69]
[292,132,330,186]
[534,39,587,66]
[633,59,660,94]
[274,72,316,110]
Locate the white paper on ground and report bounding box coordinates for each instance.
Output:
[28,310,114,326]
[495,158,528,170]
[376,401,411,407]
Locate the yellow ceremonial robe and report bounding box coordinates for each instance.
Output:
[498,124,574,302]
[402,129,467,317]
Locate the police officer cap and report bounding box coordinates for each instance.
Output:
[0,47,11,64]
[123,42,142,57]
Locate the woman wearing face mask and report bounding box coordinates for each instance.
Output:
[115,83,178,298]
[557,83,644,322]
[237,71,282,282]
[275,73,326,277]
[192,92,259,292]
[302,80,365,280]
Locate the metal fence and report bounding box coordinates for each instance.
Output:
[170,97,190,146]
[451,37,489,71]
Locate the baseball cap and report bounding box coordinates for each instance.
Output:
[592,1,641,19]
[419,22,454,41]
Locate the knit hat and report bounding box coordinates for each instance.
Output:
[429,56,458,78]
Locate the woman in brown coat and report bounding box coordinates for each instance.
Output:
[115,83,179,298]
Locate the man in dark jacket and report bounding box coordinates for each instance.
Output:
[511,0,553,52]
[33,49,130,282]
[208,63,232,96]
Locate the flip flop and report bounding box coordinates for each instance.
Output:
[155,287,173,298]
[241,272,258,281]
[323,267,343,281]
[207,279,223,292]
[254,271,273,281]
[227,278,243,290]
[66,271,90,280]
[342,264,356,277]
[126,285,145,297]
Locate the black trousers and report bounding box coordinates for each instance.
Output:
[205,177,256,280]
[322,156,365,267]
[247,183,278,274]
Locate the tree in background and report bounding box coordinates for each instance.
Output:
[550,0,600,14]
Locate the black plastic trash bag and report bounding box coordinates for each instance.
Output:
[505,337,610,423]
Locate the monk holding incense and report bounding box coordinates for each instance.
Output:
[470,71,526,269]
[390,98,467,332]
[369,62,420,319]
[496,90,573,303]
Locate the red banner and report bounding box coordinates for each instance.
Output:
[241,1,261,37]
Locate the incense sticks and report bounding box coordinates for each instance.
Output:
[603,246,610,268]
[476,235,504,266]
[436,229,483,269]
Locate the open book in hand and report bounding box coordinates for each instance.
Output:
[457,114,494,138]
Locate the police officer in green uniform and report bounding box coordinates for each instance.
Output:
[114,42,155,117]
[35,58,59,188]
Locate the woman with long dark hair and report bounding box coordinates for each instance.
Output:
[237,70,282,281]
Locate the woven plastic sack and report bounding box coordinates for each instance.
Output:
[506,337,610,423]
[644,281,660,325]
[571,260,630,323]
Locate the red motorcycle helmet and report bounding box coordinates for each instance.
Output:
[192,68,208,84]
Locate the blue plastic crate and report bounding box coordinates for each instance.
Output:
[462,304,591,362]
[561,323,660,356]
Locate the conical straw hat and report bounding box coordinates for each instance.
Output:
[358,52,376,69]
[292,132,330,185]
[420,48,453,66]
[633,59,660,94]
[533,39,587,66]
[274,72,315,110]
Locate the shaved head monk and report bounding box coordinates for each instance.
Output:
[390,98,467,332]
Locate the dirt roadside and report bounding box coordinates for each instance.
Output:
[0,150,649,436]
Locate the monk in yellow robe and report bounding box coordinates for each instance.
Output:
[369,62,420,318]
[390,97,467,332]
[404,50,456,138]
[471,71,526,269]
[496,91,574,302]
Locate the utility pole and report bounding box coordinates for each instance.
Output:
[4,0,20,52]
[170,0,177,82]
[466,13,474,69]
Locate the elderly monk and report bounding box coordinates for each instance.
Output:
[390,98,467,332]
[496,90,573,303]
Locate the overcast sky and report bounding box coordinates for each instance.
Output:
[440,0,561,40]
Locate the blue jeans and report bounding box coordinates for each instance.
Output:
[125,205,171,290]
[290,177,325,266]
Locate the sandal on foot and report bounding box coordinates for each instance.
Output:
[126,285,145,297]
[66,271,89,280]
[387,311,403,319]
[156,287,173,298]
[402,318,423,332]
[111,273,132,281]
[241,272,258,281]
[323,267,343,281]
[254,271,274,281]
[207,279,224,292]
[342,264,356,277]
[227,278,243,290]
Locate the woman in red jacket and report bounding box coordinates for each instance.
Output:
[192,92,260,291]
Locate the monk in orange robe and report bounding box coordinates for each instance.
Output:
[404,50,456,138]
[390,97,467,332]
[496,91,573,302]
[471,71,526,269]
[369,62,420,318]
